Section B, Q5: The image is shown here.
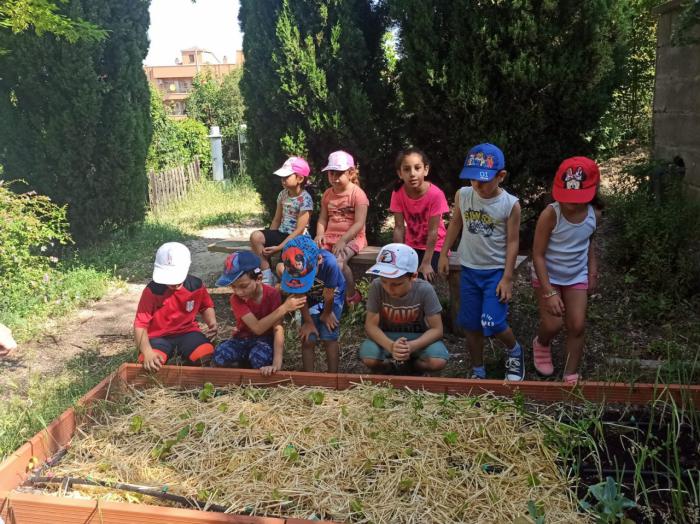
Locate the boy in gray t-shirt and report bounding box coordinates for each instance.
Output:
[359,243,449,375]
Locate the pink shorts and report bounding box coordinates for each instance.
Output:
[532,278,588,291]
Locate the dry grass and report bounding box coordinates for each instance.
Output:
[46,383,587,523]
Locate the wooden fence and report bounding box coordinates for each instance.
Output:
[148,158,201,212]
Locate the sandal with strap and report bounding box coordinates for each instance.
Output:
[563,373,580,386]
[532,336,554,376]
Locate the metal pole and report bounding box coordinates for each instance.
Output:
[208,125,224,181]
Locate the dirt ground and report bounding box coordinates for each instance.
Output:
[0,226,255,400]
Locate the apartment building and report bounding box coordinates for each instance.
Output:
[144,48,244,118]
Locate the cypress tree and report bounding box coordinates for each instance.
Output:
[0,0,151,244]
[239,0,401,236]
[388,0,631,197]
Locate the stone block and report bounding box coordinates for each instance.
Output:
[653,78,700,113]
[653,113,700,151]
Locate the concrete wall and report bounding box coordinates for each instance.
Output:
[653,0,700,199]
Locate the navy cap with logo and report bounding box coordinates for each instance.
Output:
[215,251,261,287]
[281,236,320,294]
[459,143,505,182]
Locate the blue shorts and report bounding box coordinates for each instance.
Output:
[458,266,509,336]
[214,336,273,368]
[308,302,344,342]
[359,332,450,361]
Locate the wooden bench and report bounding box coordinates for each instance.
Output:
[207,240,526,334]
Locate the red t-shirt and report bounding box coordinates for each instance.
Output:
[134,276,214,338]
[230,284,282,338]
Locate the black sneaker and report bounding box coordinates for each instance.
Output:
[505,344,525,381]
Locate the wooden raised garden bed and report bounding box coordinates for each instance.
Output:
[1,364,698,523]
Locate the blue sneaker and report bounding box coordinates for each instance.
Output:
[505,344,525,381]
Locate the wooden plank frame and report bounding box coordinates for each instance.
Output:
[2,364,698,523]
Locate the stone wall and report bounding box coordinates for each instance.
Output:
[653,0,700,199]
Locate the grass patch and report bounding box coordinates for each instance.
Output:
[0,346,133,462]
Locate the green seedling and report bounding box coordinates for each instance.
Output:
[176,425,190,441]
[350,499,363,513]
[283,444,299,462]
[198,382,215,402]
[193,421,206,437]
[178,410,191,420]
[527,473,541,487]
[217,402,228,413]
[398,477,415,493]
[579,476,636,523]
[443,431,458,446]
[526,500,546,524]
[129,415,144,433]
[371,393,386,409]
[328,437,340,449]
[238,413,250,427]
[308,391,325,405]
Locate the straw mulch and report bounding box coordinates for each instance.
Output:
[50,383,586,523]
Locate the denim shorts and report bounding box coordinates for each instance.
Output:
[358,332,450,361]
[458,266,509,336]
[307,302,344,342]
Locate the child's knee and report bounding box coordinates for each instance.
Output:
[250,230,264,244]
[361,358,384,369]
[565,318,586,338]
[420,357,447,371]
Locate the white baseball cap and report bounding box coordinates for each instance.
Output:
[153,242,191,285]
[322,150,355,172]
[366,243,419,278]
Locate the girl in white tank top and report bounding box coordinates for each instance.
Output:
[531,156,602,385]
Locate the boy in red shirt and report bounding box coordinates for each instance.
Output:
[134,242,217,371]
[213,251,305,375]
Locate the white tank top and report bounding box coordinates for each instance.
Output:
[457,187,519,269]
[544,202,597,285]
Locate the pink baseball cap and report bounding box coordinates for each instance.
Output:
[322,150,355,172]
[273,156,310,177]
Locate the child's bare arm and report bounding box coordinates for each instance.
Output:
[532,206,564,316]
[240,296,306,336]
[315,205,328,244]
[260,323,284,376]
[406,314,443,353]
[200,307,218,337]
[439,190,463,275]
[269,201,283,230]
[496,202,521,302]
[392,212,405,243]
[135,326,162,371]
[419,215,442,281]
[364,312,396,354]
[588,209,602,291]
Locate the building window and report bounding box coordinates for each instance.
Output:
[188,54,195,64]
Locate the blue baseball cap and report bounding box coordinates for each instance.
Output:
[216,251,261,286]
[459,143,505,181]
[281,236,319,294]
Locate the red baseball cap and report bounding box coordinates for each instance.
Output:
[552,156,600,204]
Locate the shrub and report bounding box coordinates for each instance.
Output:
[0,182,72,314]
[606,161,700,311]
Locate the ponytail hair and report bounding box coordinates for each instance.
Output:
[393,146,430,191]
[348,165,361,187]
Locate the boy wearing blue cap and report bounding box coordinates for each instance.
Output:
[280,236,346,372]
[213,251,306,375]
[438,143,524,381]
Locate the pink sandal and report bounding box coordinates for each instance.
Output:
[532,337,554,376]
[563,373,580,385]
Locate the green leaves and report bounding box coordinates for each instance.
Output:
[198,383,215,403]
[308,391,325,405]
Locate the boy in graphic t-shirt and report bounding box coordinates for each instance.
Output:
[359,243,449,375]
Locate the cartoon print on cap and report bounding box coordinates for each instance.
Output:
[563,167,585,190]
[467,152,496,169]
[379,249,396,265]
[282,246,311,277]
